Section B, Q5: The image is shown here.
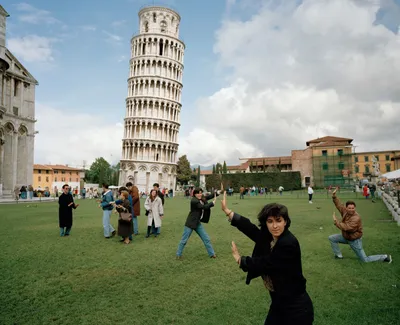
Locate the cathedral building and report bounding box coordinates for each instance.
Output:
[0,5,38,198]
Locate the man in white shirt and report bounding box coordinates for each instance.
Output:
[308,185,314,204]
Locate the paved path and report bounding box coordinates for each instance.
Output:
[0,197,56,204]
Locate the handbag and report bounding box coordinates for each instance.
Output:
[120,212,132,221]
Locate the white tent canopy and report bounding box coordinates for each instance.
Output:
[381,169,400,180]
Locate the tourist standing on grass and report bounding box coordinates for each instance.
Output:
[126,182,140,235]
[151,183,164,235]
[239,185,245,199]
[99,183,116,239]
[113,190,132,244]
[278,186,284,195]
[58,184,79,237]
[113,186,134,241]
[221,191,314,324]
[176,188,217,259]
[308,185,314,204]
[328,187,392,263]
[144,189,164,238]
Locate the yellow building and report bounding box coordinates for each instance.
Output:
[33,164,54,190]
[33,164,83,193]
[353,150,400,179]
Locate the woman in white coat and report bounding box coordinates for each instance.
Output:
[144,189,164,237]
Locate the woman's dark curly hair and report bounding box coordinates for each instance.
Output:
[257,203,291,230]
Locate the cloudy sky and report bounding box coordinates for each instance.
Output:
[4,0,400,168]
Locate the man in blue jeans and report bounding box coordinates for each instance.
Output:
[99,183,116,239]
[176,188,217,259]
[328,187,392,263]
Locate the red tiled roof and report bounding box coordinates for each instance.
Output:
[33,164,83,171]
[200,170,213,175]
[306,136,353,146]
[310,141,353,148]
[227,165,241,170]
[246,156,292,165]
[33,164,53,170]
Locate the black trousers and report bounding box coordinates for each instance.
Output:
[308,194,313,201]
[265,292,314,325]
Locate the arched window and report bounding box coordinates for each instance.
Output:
[160,20,167,33]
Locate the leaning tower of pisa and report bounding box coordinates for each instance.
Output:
[119,6,185,193]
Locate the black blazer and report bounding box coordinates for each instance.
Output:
[184,193,216,229]
[231,213,307,298]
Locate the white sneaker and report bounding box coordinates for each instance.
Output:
[309,201,313,204]
[384,255,392,263]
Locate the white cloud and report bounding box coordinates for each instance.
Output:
[118,55,127,63]
[80,25,96,32]
[34,103,123,167]
[14,2,61,25]
[183,0,400,165]
[103,31,123,43]
[111,20,127,28]
[7,35,56,63]
[179,128,263,166]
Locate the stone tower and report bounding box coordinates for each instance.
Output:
[119,6,184,192]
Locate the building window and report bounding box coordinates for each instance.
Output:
[54,170,58,174]
[55,177,58,182]
[38,176,41,181]
[338,162,345,170]
[38,170,42,174]
[322,162,328,170]
[355,166,359,173]
[62,171,65,174]
[46,176,49,182]
[386,155,390,161]
[338,149,343,156]
[13,106,18,116]
[364,156,369,162]
[365,166,370,173]
[386,164,391,172]
[76,172,79,175]
[322,150,327,156]
[14,79,19,96]
[46,170,49,174]
[159,39,164,55]
[354,156,358,163]
[375,155,379,161]
[61,177,65,182]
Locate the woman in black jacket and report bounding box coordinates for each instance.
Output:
[176,188,217,259]
[221,192,314,325]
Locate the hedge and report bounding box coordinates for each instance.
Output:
[205,172,301,192]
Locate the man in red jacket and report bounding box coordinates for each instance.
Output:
[328,188,392,263]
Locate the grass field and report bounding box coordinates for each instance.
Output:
[0,192,399,325]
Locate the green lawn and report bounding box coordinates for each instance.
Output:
[0,193,399,325]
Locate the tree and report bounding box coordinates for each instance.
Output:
[110,162,120,185]
[212,164,216,174]
[89,157,111,185]
[249,161,254,173]
[223,161,228,174]
[216,162,222,174]
[196,165,201,187]
[177,155,192,185]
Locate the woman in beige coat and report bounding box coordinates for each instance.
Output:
[144,189,164,238]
